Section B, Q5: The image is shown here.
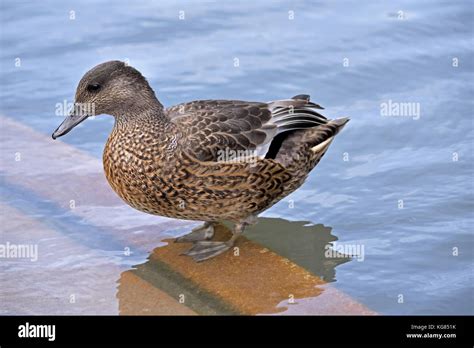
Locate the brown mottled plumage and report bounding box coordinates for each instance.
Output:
[52,61,349,261]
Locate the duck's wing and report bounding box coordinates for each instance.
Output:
[166,96,328,162]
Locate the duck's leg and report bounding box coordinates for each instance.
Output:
[175,222,215,243]
[182,222,245,262]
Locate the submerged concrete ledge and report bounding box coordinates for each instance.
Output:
[0,115,376,315]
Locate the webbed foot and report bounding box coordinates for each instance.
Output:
[181,221,247,262]
[182,241,233,262]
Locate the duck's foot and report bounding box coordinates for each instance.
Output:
[174,222,215,243]
[181,221,246,262]
[182,241,233,262]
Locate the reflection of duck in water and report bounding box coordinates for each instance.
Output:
[245,218,350,282]
[52,61,349,261]
[118,218,352,315]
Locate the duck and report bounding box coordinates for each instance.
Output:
[52,60,349,261]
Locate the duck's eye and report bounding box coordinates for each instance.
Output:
[87,83,101,92]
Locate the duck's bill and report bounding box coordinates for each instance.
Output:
[52,113,88,139]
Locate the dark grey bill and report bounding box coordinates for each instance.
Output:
[52,113,88,139]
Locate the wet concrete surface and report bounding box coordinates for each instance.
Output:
[1,115,375,315]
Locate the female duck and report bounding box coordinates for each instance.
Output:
[52,61,349,261]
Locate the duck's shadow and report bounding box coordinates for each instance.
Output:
[243,217,349,282]
[117,217,350,315]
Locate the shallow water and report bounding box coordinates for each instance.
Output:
[0,0,473,314]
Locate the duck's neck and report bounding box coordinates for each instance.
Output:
[113,98,173,134]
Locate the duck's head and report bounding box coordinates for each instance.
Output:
[52,60,160,139]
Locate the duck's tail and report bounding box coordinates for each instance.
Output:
[271,96,349,175]
[309,116,349,154]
